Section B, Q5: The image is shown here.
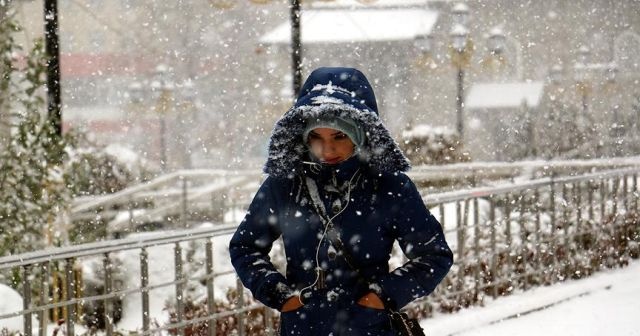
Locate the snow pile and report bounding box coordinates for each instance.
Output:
[0,284,23,332]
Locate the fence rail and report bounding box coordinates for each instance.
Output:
[1,167,639,336]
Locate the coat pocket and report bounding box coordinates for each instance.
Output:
[347,304,393,334]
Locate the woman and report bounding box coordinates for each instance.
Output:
[229,67,453,335]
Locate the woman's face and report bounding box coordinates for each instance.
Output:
[307,127,355,165]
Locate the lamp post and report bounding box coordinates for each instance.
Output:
[488,26,524,80]
[574,45,591,129]
[43,0,62,143]
[414,3,472,139]
[449,5,471,138]
[151,64,174,173]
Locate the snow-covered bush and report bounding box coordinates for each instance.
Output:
[400,124,471,166]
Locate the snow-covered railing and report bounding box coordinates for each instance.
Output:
[69,169,262,235]
[69,157,640,233]
[3,167,638,336]
[411,167,640,317]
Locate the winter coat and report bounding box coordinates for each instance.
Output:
[229,67,453,336]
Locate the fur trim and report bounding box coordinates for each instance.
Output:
[264,100,411,179]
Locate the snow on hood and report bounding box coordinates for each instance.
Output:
[264,67,410,179]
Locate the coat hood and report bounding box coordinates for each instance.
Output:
[264,67,410,179]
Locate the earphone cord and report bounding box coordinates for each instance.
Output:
[297,168,361,305]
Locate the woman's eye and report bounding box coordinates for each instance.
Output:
[334,133,348,140]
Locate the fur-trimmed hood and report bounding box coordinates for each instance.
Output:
[264,67,410,178]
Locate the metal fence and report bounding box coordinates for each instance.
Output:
[1,167,639,336]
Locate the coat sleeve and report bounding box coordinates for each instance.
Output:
[372,174,453,310]
[228,176,296,310]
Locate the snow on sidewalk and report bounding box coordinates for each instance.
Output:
[424,261,640,336]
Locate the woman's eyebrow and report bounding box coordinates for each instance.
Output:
[331,131,344,136]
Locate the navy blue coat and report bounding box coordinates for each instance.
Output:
[229,68,453,335]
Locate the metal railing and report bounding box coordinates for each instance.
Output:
[69,157,640,234]
[1,167,638,336]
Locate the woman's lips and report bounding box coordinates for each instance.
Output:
[323,157,341,164]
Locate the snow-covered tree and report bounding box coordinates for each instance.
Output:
[0,14,72,257]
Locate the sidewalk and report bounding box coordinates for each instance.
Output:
[424,261,640,336]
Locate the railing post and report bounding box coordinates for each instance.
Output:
[205,239,217,336]
[623,174,629,212]
[518,191,528,290]
[473,197,480,301]
[438,203,445,229]
[633,173,638,212]
[612,176,619,216]
[588,180,595,224]
[576,182,582,250]
[504,193,512,288]
[140,248,150,333]
[264,307,274,336]
[128,195,135,231]
[174,243,185,336]
[65,258,76,336]
[489,196,498,299]
[600,179,606,222]
[23,265,32,336]
[104,253,114,336]
[456,200,465,291]
[181,176,188,227]
[236,277,245,336]
[534,188,542,282]
[39,262,49,336]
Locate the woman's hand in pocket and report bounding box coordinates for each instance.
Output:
[281,295,304,312]
[356,292,385,309]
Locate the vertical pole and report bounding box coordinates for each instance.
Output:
[600,179,606,222]
[576,182,582,247]
[43,0,62,140]
[519,192,528,290]
[181,177,188,227]
[438,203,445,229]
[456,67,465,138]
[174,243,185,336]
[104,254,114,336]
[634,173,638,212]
[473,197,480,301]
[141,248,150,333]
[623,174,628,212]
[205,240,217,336]
[504,193,512,286]
[489,196,498,298]
[612,176,619,216]
[236,277,245,336]
[39,263,49,336]
[65,259,76,336]
[160,115,168,172]
[534,188,541,282]
[23,266,33,336]
[290,0,302,98]
[588,180,595,224]
[264,308,274,336]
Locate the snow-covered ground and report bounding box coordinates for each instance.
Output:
[425,260,640,336]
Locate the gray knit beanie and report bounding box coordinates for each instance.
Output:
[303,115,365,148]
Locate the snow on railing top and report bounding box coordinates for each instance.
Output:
[0,224,238,270]
[3,166,638,270]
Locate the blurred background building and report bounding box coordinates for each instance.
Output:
[3,0,640,169]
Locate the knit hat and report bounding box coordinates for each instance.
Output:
[303,115,365,148]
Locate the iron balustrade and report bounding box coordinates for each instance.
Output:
[0,167,638,336]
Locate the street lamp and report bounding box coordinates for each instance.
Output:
[151,64,175,173]
[488,26,524,80]
[450,21,472,138]
[574,45,591,119]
